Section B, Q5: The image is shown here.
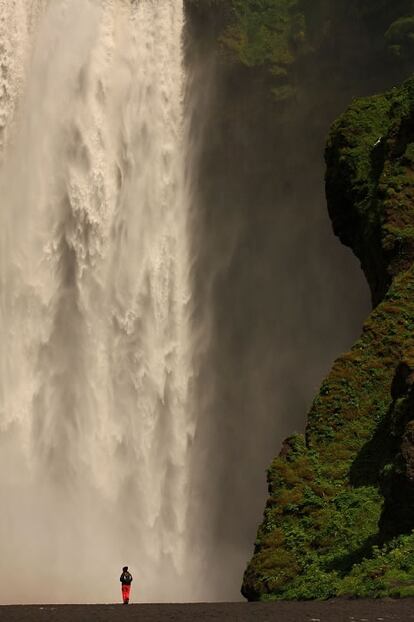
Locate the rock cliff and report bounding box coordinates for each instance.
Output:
[242,78,414,600]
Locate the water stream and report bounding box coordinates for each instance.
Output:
[0,0,193,603]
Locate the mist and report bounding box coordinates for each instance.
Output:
[184,7,378,600]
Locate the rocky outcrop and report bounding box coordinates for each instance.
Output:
[380,361,414,540]
[186,0,414,105]
[242,78,414,601]
[326,79,414,305]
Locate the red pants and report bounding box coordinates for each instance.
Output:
[122,584,131,604]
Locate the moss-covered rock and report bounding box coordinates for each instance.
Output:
[242,77,414,601]
[187,1,414,103]
[326,78,414,305]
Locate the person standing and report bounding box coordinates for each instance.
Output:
[120,566,133,604]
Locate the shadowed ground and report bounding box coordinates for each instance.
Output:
[0,600,413,621]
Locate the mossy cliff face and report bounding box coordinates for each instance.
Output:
[326,80,414,305]
[186,0,414,103]
[242,78,414,601]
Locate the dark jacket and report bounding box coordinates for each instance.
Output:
[120,571,133,585]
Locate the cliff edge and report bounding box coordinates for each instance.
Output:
[242,77,414,600]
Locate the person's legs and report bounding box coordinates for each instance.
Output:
[122,584,131,604]
[125,585,131,604]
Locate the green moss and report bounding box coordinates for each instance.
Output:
[339,534,414,598]
[326,78,414,304]
[242,77,414,601]
[221,0,305,70]
[213,0,414,102]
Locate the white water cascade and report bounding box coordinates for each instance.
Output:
[0,0,194,604]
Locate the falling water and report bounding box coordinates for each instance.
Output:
[0,0,193,603]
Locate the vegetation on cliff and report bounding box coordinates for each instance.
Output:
[187,0,414,101]
[242,77,414,601]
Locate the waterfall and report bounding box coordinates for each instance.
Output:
[0,0,194,603]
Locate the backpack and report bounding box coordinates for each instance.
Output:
[122,572,132,584]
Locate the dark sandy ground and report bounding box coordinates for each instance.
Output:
[0,600,413,622]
